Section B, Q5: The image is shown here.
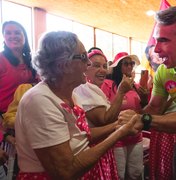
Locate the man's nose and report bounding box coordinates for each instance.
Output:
[154,43,160,53]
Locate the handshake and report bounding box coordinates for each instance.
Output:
[116,110,151,135]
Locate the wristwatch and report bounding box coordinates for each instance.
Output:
[141,113,152,130]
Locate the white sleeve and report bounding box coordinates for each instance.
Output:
[74,83,110,112]
[21,93,70,149]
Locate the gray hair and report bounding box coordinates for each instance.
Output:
[155,6,176,25]
[32,31,79,83]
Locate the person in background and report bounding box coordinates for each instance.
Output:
[0,20,39,141]
[145,44,163,72]
[0,148,8,179]
[0,20,38,179]
[2,84,34,129]
[0,116,8,180]
[118,6,176,179]
[0,20,38,115]
[15,31,138,180]
[74,48,134,179]
[101,52,148,180]
[145,44,162,99]
[88,47,113,79]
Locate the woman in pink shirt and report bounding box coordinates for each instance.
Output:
[101,52,148,180]
[74,48,136,179]
[0,20,38,179]
[0,21,38,115]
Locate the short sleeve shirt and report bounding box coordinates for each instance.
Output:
[15,82,89,172]
[152,64,176,102]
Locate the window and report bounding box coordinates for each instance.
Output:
[112,34,128,59]
[73,22,94,51]
[46,14,73,32]
[131,39,147,82]
[95,29,113,61]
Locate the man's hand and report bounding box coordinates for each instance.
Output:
[118,109,136,125]
[115,115,141,137]
[118,109,143,131]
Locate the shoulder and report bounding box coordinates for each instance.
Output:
[19,82,50,105]
[74,82,102,97]
[74,82,109,107]
[156,64,168,74]
[0,52,8,64]
[0,53,7,69]
[154,64,171,82]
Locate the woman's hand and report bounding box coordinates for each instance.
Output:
[118,75,134,94]
[135,86,149,107]
[115,115,139,137]
[137,86,149,96]
[117,109,143,133]
[118,109,136,125]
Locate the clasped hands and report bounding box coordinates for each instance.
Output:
[115,110,143,135]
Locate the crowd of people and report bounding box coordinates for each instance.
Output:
[0,5,176,180]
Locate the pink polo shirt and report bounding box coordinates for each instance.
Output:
[0,53,37,113]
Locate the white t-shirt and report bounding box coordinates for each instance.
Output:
[74,82,110,127]
[74,82,110,111]
[15,81,89,172]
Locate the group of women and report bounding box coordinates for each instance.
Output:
[0,20,149,179]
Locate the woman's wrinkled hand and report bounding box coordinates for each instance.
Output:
[116,115,140,136]
[117,109,143,133]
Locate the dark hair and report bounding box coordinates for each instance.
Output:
[2,21,36,77]
[88,47,103,53]
[145,45,155,62]
[145,45,160,72]
[111,61,123,93]
[155,6,176,25]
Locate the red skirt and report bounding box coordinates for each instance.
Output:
[80,148,119,180]
[149,130,175,180]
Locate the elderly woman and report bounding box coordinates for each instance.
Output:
[15,31,138,180]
